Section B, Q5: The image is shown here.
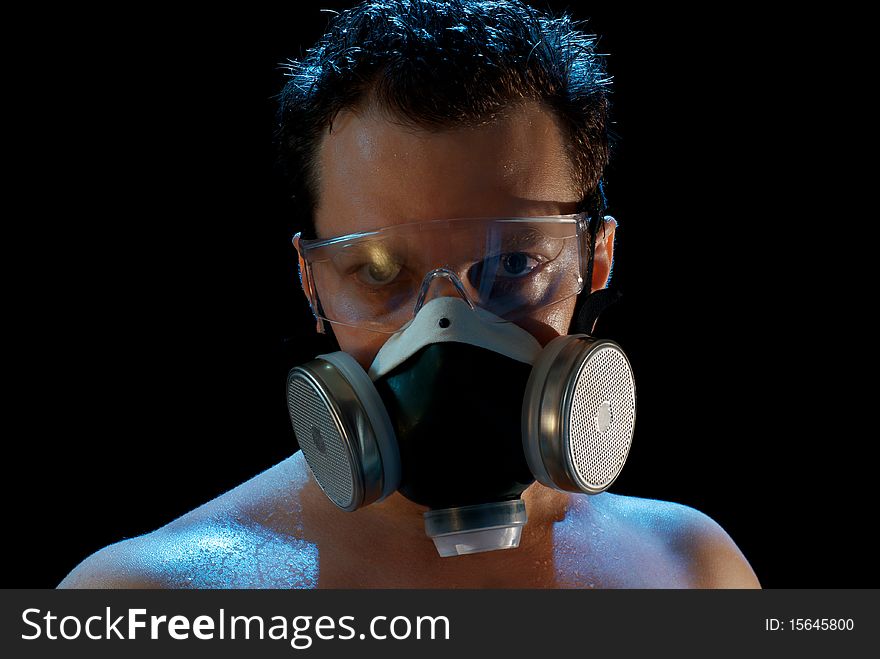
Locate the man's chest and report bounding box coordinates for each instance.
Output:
[233,489,696,589]
[298,532,692,589]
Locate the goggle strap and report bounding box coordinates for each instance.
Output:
[574,286,623,336]
[583,180,606,292]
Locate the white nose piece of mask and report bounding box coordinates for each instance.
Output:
[367,297,543,381]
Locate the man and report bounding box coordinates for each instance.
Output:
[59,0,760,588]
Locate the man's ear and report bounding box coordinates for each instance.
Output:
[590,217,616,292]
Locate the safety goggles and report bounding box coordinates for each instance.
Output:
[294,213,602,334]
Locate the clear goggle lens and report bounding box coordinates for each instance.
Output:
[295,214,601,334]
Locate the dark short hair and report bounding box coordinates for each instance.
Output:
[275,0,611,238]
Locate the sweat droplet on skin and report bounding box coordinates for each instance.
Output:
[146,518,320,589]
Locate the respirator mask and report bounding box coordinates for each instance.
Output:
[286,205,636,557]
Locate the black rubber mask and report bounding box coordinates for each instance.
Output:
[374,341,535,510]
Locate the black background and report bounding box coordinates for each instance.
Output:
[8,2,869,588]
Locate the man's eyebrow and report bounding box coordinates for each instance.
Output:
[483,228,566,253]
[498,228,548,244]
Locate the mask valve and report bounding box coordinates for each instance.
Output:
[424,499,527,557]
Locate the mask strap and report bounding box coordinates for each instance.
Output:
[572,181,622,335]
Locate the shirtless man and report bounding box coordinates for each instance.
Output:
[59,0,760,589]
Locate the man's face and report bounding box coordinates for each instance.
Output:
[310,98,615,369]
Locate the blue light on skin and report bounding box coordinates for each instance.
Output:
[551,492,695,588]
[145,519,319,589]
[142,465,320,589]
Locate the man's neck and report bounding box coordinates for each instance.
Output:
[298,458,574,558]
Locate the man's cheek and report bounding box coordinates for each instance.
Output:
[333,326,388,370]
[521,298,577,345]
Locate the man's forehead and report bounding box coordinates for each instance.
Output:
[313,100,580,238]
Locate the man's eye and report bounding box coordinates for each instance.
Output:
[466,252,547,289]
[355,260,403,286]
[494,252,545,278]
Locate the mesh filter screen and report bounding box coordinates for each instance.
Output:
[288,373,356,509]
[568,346,635,489]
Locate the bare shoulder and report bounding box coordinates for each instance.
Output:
[57,531,167,589]
[58,454,319,589]
[591,491,762,589]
